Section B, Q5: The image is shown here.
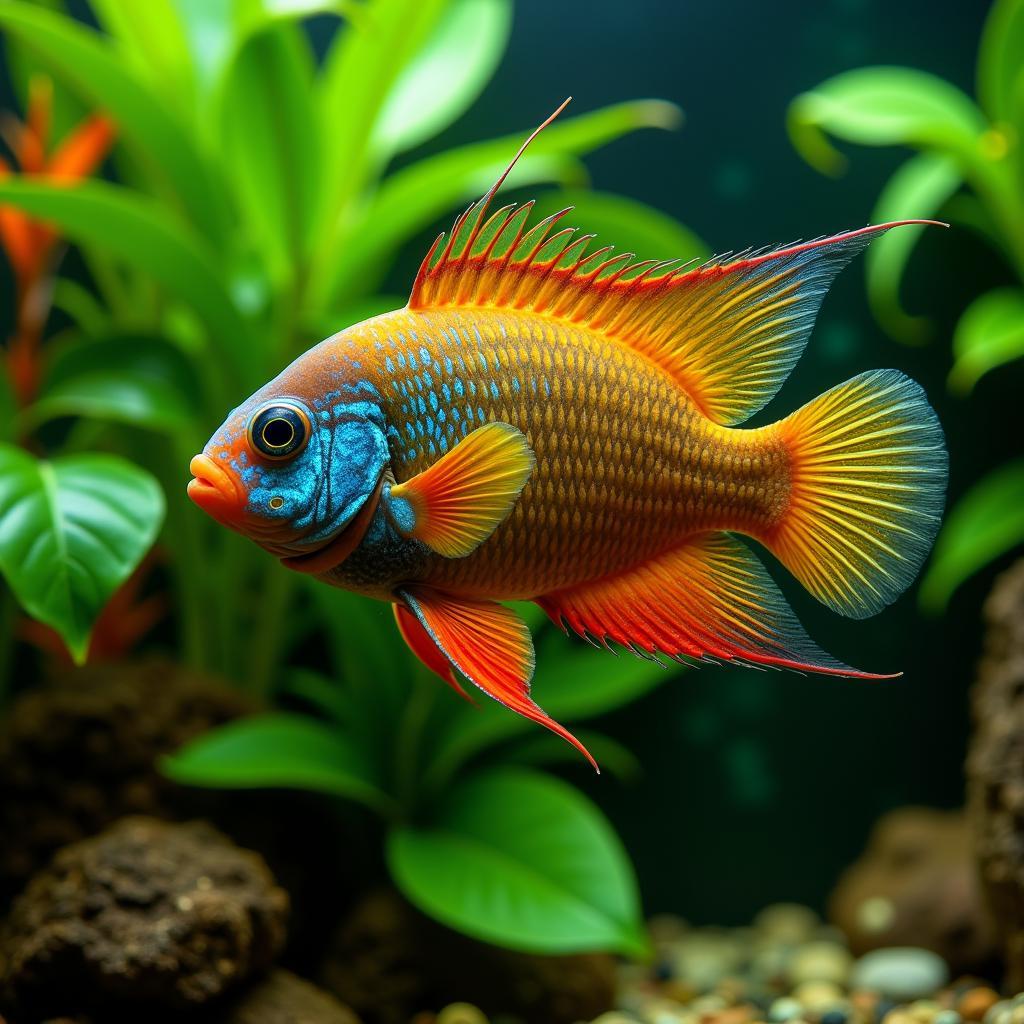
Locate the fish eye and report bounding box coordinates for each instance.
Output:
[248,402,310,461]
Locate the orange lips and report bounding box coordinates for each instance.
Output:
[187,454,245,525]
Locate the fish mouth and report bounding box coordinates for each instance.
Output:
[187,454,245,526]
[280,474,384,576]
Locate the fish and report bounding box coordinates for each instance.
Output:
[188,100,948,770]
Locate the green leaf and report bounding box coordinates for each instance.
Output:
[0,1,231,243]
[949,287,1024,393]
[919,460,1024,613]
[314,98,681,305]
[387,768,647,955]
[372,0,512,159]
[530,188,708,264]
[978,0,1024,127]
[0,180,253,381]
[788,67,986,175]
[0,446,164,662]
[427,632,671,785]
[161,711,396,813]
[29,334,203,434]
[865,153,961,343]
[281,667,351,725]
[317,0,448,231]
[214,21,321,280]
[88,0,196,119]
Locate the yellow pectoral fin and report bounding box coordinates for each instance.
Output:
[389,421,534,558]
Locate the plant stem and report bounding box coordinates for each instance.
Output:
[245,563,295,700]
[394,672,437,814]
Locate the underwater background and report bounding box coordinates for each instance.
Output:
[0,0,1017,985]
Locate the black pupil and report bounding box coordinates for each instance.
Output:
[262,416,295,449]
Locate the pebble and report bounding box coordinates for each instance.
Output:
[851,949,950,1002]
[793,981,846,1012]
[755,905,820,944]
[437,1004,488,1024]
[983,1003,1012,1024]
[770,998,805,1022]
[936,1014,964,1024]
[789,942,854,986]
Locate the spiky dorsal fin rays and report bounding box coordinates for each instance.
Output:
[408,100,946,426]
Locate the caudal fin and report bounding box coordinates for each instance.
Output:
[764,369,947,619]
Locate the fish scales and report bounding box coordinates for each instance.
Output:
[342,306,790,599]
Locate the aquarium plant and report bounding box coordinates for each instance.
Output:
[0,0,708,955]
[786,0,1024,611]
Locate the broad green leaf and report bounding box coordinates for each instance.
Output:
[0,180,253,381]
[30,334,203,434]
[506,730,641,781]
[314,99,681,305]
[866,153,961,343]
[949,287,1024,393]
[428,632,671,785]
[215,21,320,280]
[0,446,164,662]
[372,0,512,159]
[387,768,647,955]
[0,2,231,243]
[919,460,1024,613]
[318,0,448,231]
[978,0,1024,127]
[161,711,396,813]
[89,0,196,119]
[530,188,708,265]
[788,67,986,175]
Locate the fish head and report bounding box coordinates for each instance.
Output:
[188,364,389,571]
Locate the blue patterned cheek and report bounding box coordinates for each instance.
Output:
[245,415,389,545]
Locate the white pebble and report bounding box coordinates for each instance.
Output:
[850,948,949,1001]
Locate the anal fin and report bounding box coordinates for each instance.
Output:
[537,533,895,678]
[398,587,598,770]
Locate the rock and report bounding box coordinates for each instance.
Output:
[829,807,996,974]
[967,559,1024,988]
[0,817,288,1017]
[849,948,949,1002]
[959,989,1000,1022]
[320,888,615,1024]
[224,970,360,1023]
[791,981,845,1012]
[787,941,853,986]
[0,657,251,903]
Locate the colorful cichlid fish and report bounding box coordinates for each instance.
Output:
[188,101,948,770]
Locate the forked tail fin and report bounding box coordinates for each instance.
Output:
[763,369,947,619]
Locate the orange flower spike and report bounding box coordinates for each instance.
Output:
[21,75,51,173]
[0,155,37,281]
[46,114,116,182]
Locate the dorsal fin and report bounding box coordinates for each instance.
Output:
[408,103,945,425]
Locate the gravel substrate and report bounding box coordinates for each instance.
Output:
[419,903,1010,1024]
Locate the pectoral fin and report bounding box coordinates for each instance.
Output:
[398,587,598,771]
[389,422,534,558]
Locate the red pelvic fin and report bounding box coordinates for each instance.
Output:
[393,602,473,703]
[398,587,598,770]
[537,533,897,679]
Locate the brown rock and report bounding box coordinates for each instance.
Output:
[224,970,360,1024]
[0,817,288,1017]
[320,888,615,1024]
[829,806,996,972]
[967,559,1024,986]
[0,657,251,901]
[958,987,1000,1022]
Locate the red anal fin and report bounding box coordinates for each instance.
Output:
[538,533,897,679]
[393,602,473,703]
[398,587,599,771]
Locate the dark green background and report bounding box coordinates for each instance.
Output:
[3,0,1017,924]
